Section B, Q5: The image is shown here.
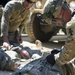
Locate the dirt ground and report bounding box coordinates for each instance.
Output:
[0,34,67,75]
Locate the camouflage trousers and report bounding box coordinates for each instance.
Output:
[56,15,75,66]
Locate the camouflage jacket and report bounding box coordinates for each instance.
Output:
[1,0,30,37]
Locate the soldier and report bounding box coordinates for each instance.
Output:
[31,0,74,67]
[55,0,75,66]
[1,0,38,50]
[43,0,75,67]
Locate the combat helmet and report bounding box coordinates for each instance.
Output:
[26,0,37,3]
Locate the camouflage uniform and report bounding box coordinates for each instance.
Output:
[42,0,64,24]
[41,0,72,32]
[56,14,75,66]
[41,0,75,66]
[1,0,30,41]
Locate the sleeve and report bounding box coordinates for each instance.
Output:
[19,12,30,36]
[56,18,75,66]
[56,40,75,66]
[1,2,14,37]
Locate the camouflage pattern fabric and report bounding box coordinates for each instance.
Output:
[0,49,16,71]
[42,0,63,18]
[56,14,75,66]
[41,0,70,25]
[1,0,30,37]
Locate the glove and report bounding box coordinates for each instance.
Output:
[46,54,55,66]
[46,48,61,66]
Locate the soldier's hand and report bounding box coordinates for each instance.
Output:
[46,48,61,66]
[3,42,11,50]
[20,50,30,59]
